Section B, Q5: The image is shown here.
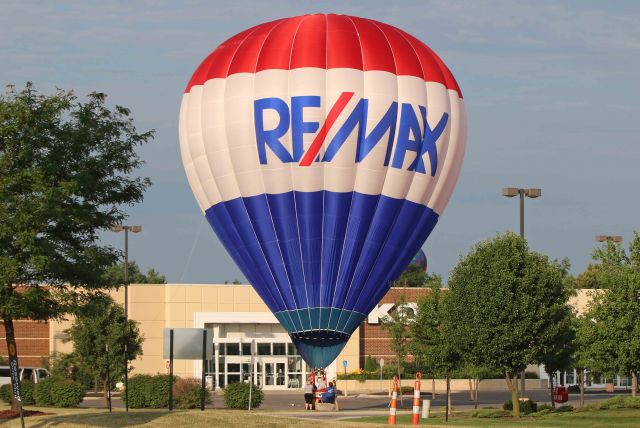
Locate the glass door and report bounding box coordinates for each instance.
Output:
[265,362,275,386]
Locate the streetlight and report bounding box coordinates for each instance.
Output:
[595,235,623,243]
[501,187,541,395]
[112,224,142,412]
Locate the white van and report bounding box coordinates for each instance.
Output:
[0,366,50,386]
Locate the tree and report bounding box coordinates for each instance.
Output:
[582,265,640,397]
[64,295,143,407]
[102,261,167,284]
[380,295,412,381]
[538,313,576,407]
[0,84,152,409]
[411,280,460,417]
[573,264,604,289]
[392,264,442,288]
[574,315,597,407]
[445,232,571,417]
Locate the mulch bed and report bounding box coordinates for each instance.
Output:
[0,409,49,420]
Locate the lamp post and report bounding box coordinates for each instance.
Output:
[501,187,541,395]
[112,224,141,412]
[595,235,623,243]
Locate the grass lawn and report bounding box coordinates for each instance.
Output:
[1,404,639,427]
[353,408,640,427]
[0,406,380,428]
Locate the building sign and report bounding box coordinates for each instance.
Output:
[163,328,213,360]
[367,302,418,324]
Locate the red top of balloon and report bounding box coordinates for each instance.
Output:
[185,14,462,97]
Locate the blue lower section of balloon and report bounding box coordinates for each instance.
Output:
[205,190,439,367]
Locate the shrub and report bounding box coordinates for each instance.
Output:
[0,384,10,403]
[124,374,153,408]
[555,404,574,412]
[224,382,263,409]
[49,379,85,407]
[471,409,511,418]
[0,381,35,405]
[34,377,56,405]
[537,403,553,412]
[173,378,211,409]
[364,355,378,372]
[598,396,640,409]
[503,398,537,414]
[147,375,172,408]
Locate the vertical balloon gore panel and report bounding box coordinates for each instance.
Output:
[179,14,466,368]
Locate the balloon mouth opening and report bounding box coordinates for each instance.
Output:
[291,331,350,369]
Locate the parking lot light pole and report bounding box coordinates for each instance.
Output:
[502,187,541,395]
[112,224,142,412]
[595,235,623,243]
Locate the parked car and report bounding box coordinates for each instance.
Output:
[0,366,50,386]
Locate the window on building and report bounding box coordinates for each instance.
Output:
[257,343,271,355]
[226,343,240,356]
[227,374,240,384]
[287,343,299,356]
[273,343,286,355]
[227,363,240,373]
[241,343,252,356]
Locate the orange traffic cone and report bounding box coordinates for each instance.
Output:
[388,375,399,425]
[412,372,422,425]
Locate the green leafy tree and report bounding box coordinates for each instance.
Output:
[411,281,460,415]
[538,314,576,407]
[573,264,604,289]
[0,83,152,409]
[392,264,442,288]
[445,232,571,417]
[64,295,143,407]
[574,315,597,407]
[380,295,413,382]
[101,261,167,285]
[582,265,640,396]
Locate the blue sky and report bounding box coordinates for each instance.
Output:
[2,1,639,283]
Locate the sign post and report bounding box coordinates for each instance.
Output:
[201,329,206,411]
[7,341,25,428]
[342,359,348,397]
[162,328,214,412]
[169,329,174,411]
[379,358,385,392]
[248,339,255,411]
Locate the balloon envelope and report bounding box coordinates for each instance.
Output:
[411,249,428,273]
[179,14,466,368]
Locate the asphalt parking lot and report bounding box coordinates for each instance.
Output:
[80,388,625,413]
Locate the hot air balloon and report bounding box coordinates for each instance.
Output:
[179,14,466,369]
[410,249,428,273]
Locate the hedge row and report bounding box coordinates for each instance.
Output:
[123,375,212,409]
[0,378,85,407]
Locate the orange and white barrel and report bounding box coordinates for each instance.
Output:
[388,375,399,425]
[412,372,422,425]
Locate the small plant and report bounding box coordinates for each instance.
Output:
[503,398,537,415]
[224,382,263,409]
[537,403,553,412]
